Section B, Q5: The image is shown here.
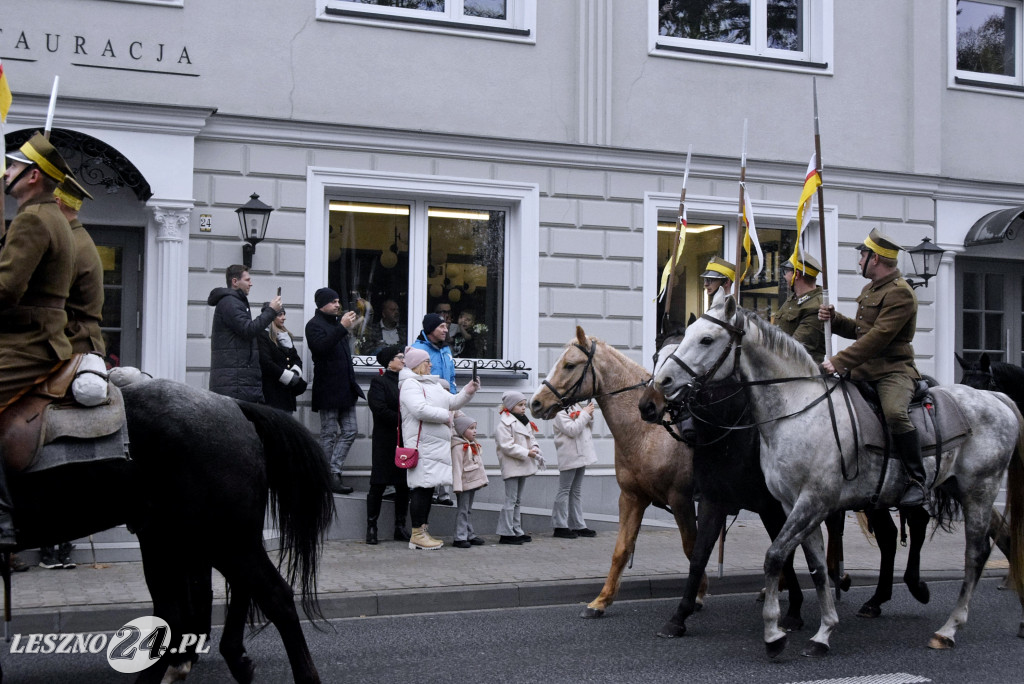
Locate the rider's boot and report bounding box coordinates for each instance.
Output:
[893,429,926,507]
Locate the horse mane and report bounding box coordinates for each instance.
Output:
[992,362,1024,405]
[739,307,820,376]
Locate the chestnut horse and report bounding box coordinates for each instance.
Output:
[530,326,705,619]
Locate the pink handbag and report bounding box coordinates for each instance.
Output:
[395,418,421,469]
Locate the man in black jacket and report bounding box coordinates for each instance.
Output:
[207,264,282,402]
[306,287,366,495]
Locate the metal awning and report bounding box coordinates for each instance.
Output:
[964,207,1024,247]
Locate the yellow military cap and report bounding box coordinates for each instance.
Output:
[858,227,901,260]
[784,251,821,278]
[4,131,72,183]
[700,256,736,281]
[53,173,93,211]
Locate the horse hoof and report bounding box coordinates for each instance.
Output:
[856,602,881,619]
[227,656,255,684]
[908,580,930,605]
[657,621,686,638]
[839,573,852,592]
[580,606,604,619]
[779,615,804,632]
[694,597,704,612]
[766,635,787,659]
[1017,622,1024,639]
[756,588,766,603]
[928,633,955,649]
[801,641,830,658]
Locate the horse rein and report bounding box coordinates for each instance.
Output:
[542,338,648,409]
[661,312,746,395]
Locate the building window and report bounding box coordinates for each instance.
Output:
[652,0,832,69]
[958,259,1023,364]
[320,0,535,38]
[327,200,506,360]
[305,169,539,375]
[954,0,1023,87]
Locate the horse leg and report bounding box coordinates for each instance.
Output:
[929,502,995,649]
[217,550,320,684]
[762,500,832,659]
[581,490,650,618]
[132,537,211,684]
[903,506,931,604]
[856,509,897,618]
[797,525,838,657]
[657,499,727,638]
[219,587,256,684]
[824,510,851,597]
[669,492,706,608]
[761,504,804,632]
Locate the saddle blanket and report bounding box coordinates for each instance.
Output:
[847,385,971,456]
[1,384,130,474]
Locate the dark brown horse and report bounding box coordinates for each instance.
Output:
[3,378,334,683]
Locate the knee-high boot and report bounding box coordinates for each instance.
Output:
[893,429,926,507]
[366,489,382,545]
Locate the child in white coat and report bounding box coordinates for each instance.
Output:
[551,401,598,538]
[451,414,488,548]
[494,391,543,545]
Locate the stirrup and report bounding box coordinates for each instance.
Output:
[899,481,926,507]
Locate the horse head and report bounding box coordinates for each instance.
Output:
[638,327,686,424]
[530,325,600,420]
[956,352,997,391]
[651,295,744,402]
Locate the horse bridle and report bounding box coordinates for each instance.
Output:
[543,338,648,409]
[662,311,746,395]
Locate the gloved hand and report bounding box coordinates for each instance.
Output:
[290,377,308,395]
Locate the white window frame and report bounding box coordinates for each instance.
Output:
[305,167,540,381]
[318,0,536,43]
[949,0,1024,91]
[650,0,833,74]
[642,191,839,364]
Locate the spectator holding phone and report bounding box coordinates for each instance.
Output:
[258,306,305,412]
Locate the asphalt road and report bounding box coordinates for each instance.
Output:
[3,578,1022,683]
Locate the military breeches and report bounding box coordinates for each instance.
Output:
[874,372,916,435]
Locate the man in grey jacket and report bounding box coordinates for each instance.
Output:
[207,264,282,402]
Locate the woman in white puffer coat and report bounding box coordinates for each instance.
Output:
[399,346,478,550]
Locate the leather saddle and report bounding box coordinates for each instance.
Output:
[845,379,972,458]
[0,354,130,474]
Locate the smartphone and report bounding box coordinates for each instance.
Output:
[276,286,282,296]
[472,361,478,383]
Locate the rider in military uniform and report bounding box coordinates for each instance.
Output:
[0,132,77,547]
[774,252,825,363]
[701,256,735,308]
[54,174,105,355]
[818,228,925,507]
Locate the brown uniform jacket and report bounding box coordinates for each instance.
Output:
[65,219,106,354]
[774,286,825,363]
[830,270,921,382]
[0,196,75,366]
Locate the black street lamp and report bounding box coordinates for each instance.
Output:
[235,193,273,268]
[905,237,944,290]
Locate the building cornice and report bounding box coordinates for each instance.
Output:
[5,94,215,137]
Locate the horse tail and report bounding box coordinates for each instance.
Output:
[235,401,336,619]
[995,393,1024,598]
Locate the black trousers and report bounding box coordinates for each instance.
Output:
[366,482,410,523]
[409,487,434,528]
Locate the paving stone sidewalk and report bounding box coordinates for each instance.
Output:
[6,512,1008,633]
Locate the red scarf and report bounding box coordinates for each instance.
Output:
[462,442,480,455]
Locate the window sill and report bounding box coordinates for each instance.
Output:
[953,76,1024,95]
[653,41,830,74]
[322,6,533,42]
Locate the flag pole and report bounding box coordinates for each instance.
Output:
[661,144,692,334]
[813,79,833,359]
[733,119,748,303]
[43,75,59,140]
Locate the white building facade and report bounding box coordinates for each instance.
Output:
[4,1,1023,512]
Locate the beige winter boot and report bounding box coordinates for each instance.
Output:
[409,525,443,550]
